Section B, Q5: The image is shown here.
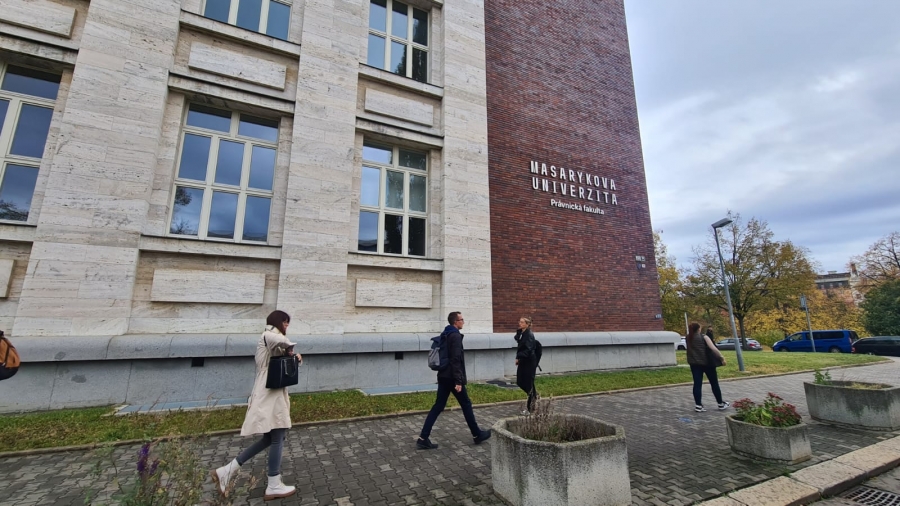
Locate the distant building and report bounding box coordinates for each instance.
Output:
[815,264,861,304]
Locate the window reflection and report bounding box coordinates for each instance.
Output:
[248,146,276,191]
[214,140,244,186]
[239,115,278,142]
[266,0,290,40]
[385,170,404,209]
[178,134,211,181]
[187,105,231,132]
[1,66,60,100]
[204,0,231,23]
[236,0,262,31]
[208,191,238,239]
[358,211,378,251]
[0,164,38,221]
[363,143,392,164]
[383,214,403,254]
[390,41,407,75]
[170,186,203,236]
[408,217,425,256]
[409,174,426,212]
[391,1,408,38]
[369,0,387,31]
[361,166,380,207]
[243,196,271,242]
[10,104,52,158]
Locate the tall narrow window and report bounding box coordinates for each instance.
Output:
[0,64,60,222]
[358,141,427,256]
[202,0,291,40]
[170,104,279,243]
[367,0,429,83]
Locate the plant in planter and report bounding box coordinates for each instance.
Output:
[491,399,631,506]
[804,374,899,430]
[726,393,811,464]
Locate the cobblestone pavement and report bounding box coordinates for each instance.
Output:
[1,359,898,506]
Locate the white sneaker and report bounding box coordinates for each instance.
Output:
[264,474,297,501]
[520,410,530,416]
[695,405,707,412]
[718,401,730,411]
[210,458,240,494]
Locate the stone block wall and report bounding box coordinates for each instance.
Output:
[484,0,662,332]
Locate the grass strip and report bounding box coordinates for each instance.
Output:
[0,351,886,453]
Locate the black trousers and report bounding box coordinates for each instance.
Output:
[516,359,538,411]
[690,364,723,406]
[419,378,481,440]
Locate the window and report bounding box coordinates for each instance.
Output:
[367,0,429,83]
[0,64,60,222]
[169,104,279,243]
[203,0,291,40]
[358,141,427,256]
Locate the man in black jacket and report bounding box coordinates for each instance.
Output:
[416,311,492,450]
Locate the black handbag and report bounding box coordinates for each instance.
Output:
[705,341,724,368]
[264,337,300,389]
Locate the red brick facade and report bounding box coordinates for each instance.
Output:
[485,0,662,332]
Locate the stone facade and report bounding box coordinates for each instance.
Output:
[0,0,672,412]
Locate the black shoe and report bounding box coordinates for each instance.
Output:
[473,429,492,444]
[416,437,438,450]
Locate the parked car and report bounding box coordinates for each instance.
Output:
[772,330,859,353]
[715,338,762,351]
[851,336,900,357]
[675,336,686,350]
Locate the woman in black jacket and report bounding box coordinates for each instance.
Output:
[515,316,539,415]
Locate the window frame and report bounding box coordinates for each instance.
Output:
[358,141,428,257]
[0,62,59,224]
[367,0,430,82]
[201,0,291,40]
[167,104,280,244]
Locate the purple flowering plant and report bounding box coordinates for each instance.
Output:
[732,392,802,428]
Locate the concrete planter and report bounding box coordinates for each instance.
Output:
[725,415,812,464]
[805,381,900,431]
[491,415,630,506]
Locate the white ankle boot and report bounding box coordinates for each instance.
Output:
[211,458,240,494]
[264,474,296,501]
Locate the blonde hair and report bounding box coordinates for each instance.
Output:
[520,316,533,328]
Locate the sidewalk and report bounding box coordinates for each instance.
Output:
[1,359,897,505]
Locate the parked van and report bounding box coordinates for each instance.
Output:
[772,330,859,353]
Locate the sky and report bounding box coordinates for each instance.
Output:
[623,0,900,273]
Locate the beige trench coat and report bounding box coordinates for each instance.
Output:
[240,326,296,436]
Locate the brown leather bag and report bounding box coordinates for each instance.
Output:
[0,331,20,380]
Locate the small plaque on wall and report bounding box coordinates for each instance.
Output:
[355,279,433,308]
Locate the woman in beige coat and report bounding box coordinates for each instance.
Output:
[212,310,300,500]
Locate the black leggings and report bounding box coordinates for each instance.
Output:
[516,360,538,411]
[690,365,723,406]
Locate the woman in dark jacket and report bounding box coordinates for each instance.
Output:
[515,316,539,415]
[686,322,729,413]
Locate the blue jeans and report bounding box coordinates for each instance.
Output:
[236,428,286,476]
[690,365,724,406]
[419,379,482,439]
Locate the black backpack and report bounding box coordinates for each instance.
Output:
[534,340,543,371]
[427,333,450,371]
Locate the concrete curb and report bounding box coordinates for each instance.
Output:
[697,435,900,506]
[0,358,889,459]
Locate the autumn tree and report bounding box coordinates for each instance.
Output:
[655,231,687,333]
[684,213,816,349]
[861,279,900,335]
[746,288,865,347]
[852,231,900,290]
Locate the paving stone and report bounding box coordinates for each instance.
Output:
[699,497,745,506]
[790,460,867,497]
[864,464,900,494]
[728,476,820,506]
[834,445,900,476]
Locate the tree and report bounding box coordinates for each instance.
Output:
[861,279,900,335]
[746,288,866,347]
[655,231,687,333]
[852,231,900,290]
[685,212,816,349]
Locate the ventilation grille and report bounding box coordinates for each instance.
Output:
[843,486,900,506]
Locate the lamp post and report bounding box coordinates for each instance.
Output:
[712,218,746,372]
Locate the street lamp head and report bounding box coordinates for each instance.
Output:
[711,218,733,229]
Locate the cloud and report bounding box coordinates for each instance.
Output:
[626,0,900,272]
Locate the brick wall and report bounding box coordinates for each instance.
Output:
[485,0,662,332]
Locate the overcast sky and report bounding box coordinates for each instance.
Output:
[624,0,900,273]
